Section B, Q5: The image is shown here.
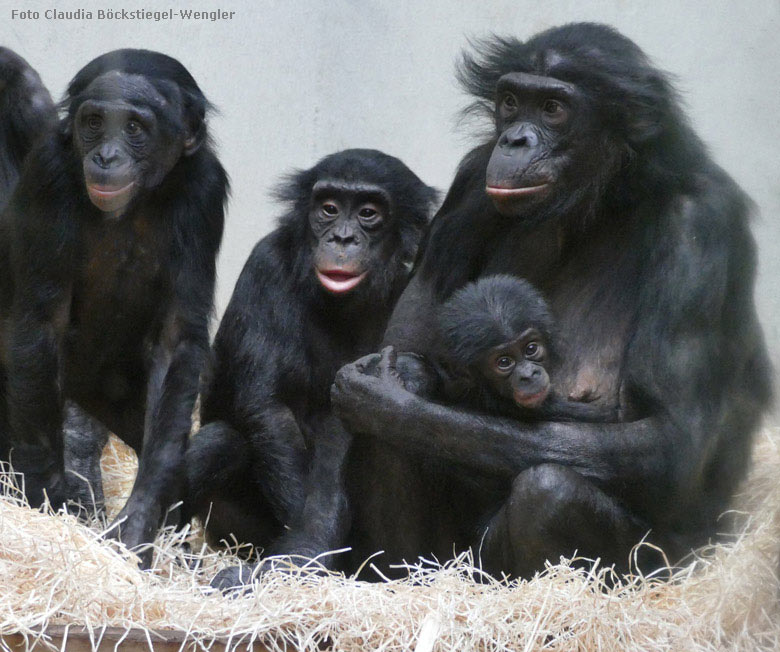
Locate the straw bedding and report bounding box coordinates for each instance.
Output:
[1,426,778,652]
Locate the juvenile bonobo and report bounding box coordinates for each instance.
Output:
[332,23,772,580]
[0,48,56,210]
[0,49,228,565]
[185,149,437,590]
[429,275,617,423]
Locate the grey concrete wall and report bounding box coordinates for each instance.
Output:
[2,0,779,362]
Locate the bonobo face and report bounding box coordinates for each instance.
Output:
[478,327,550,409]
[73,72,195,215]
[309,179,391,295]
[485,72,587,218]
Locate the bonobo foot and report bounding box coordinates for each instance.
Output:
[210,563,257,593]
[9,445,67,509]
[104,500,163,568]
[210,554,324,594]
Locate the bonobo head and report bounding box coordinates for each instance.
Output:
[276,149,438,300]
[459,23,683,221]
[0,47,55,128]
[0,48,56,206]
[64,49,210,215]
[438,275,556,409]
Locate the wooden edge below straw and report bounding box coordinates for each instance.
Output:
[1,626,273,652]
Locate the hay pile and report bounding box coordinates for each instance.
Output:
[1,428,779,652]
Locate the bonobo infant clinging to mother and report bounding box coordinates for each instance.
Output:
[418,274,618,423]
[332,22,772,580]
[184,149,437,591]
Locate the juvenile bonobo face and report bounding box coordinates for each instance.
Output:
[309,179,390,295]
[485,72,583,217]
[478,327,550,409]
[73,71,197,215]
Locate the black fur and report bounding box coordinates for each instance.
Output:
[0,49,228,566]
[438,274,556,366]
[0,48,56,210]
[332,23,773,580]
[433,275,617,424]
[185,149,436,590]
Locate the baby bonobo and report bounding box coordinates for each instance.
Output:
[432,275,618,422]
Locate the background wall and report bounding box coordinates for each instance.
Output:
[2,0,779,362]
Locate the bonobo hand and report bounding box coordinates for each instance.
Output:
[331,346,421,435]
[104,500,162,569]
[9,445,67,509]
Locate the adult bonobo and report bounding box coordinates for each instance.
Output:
[185,149,436,590]
[332,23,772,579]
[0,49,228,564]
[0,48,56,210]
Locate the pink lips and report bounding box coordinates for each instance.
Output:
[486,183,550,199]
[514,388,549,409]
[316,269,367,294]
[87,181,135,210]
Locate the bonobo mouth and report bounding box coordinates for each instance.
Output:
[485,183,550,199]
[86,181,136,212]
[513,387,549,409]
[315,268,367,294]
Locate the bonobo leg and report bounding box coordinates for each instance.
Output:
[62,401,109,519]
[478,463,664,579]
[184,420,278,546]
[210,411,348,592]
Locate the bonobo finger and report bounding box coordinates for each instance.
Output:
[377,345,400,379]
[351,352,384,377]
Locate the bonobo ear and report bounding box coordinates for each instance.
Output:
[181,90,208,156]
[624,73,671,146]
[183,121,206,156]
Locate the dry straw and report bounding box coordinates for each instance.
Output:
[1,427,778,652]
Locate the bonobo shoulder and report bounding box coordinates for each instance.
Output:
[661,169,753,263]
[13,130,80,203]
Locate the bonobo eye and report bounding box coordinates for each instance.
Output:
[541,99,569,126]
[321,202,339,217]
[495,355,515,372]
[124,120,142,136]
[357,204,383,227]
[499,93,518,117]
[86,114,103,131]
[524,341,545,360]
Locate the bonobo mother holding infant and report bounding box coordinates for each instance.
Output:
[0,21,772,586]
[331,23,772,579]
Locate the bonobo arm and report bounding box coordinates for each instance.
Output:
[333,181,770,527]
[268,412,352,565]
[332,348,666,503]
[109,198,221,558]
[108,302,208,556]
[4,143,77,507]
[538,395,620,423]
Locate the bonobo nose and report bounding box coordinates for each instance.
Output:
[329,232,358,246]
[520,367,541,381]
[500,124,540,149]
[93,146,119,169]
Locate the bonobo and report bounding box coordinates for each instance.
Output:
[428,274,617,423]
[185,149,437,590]
[0,48,56,210]
[0,49,228,565]
[332,23,772,579]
